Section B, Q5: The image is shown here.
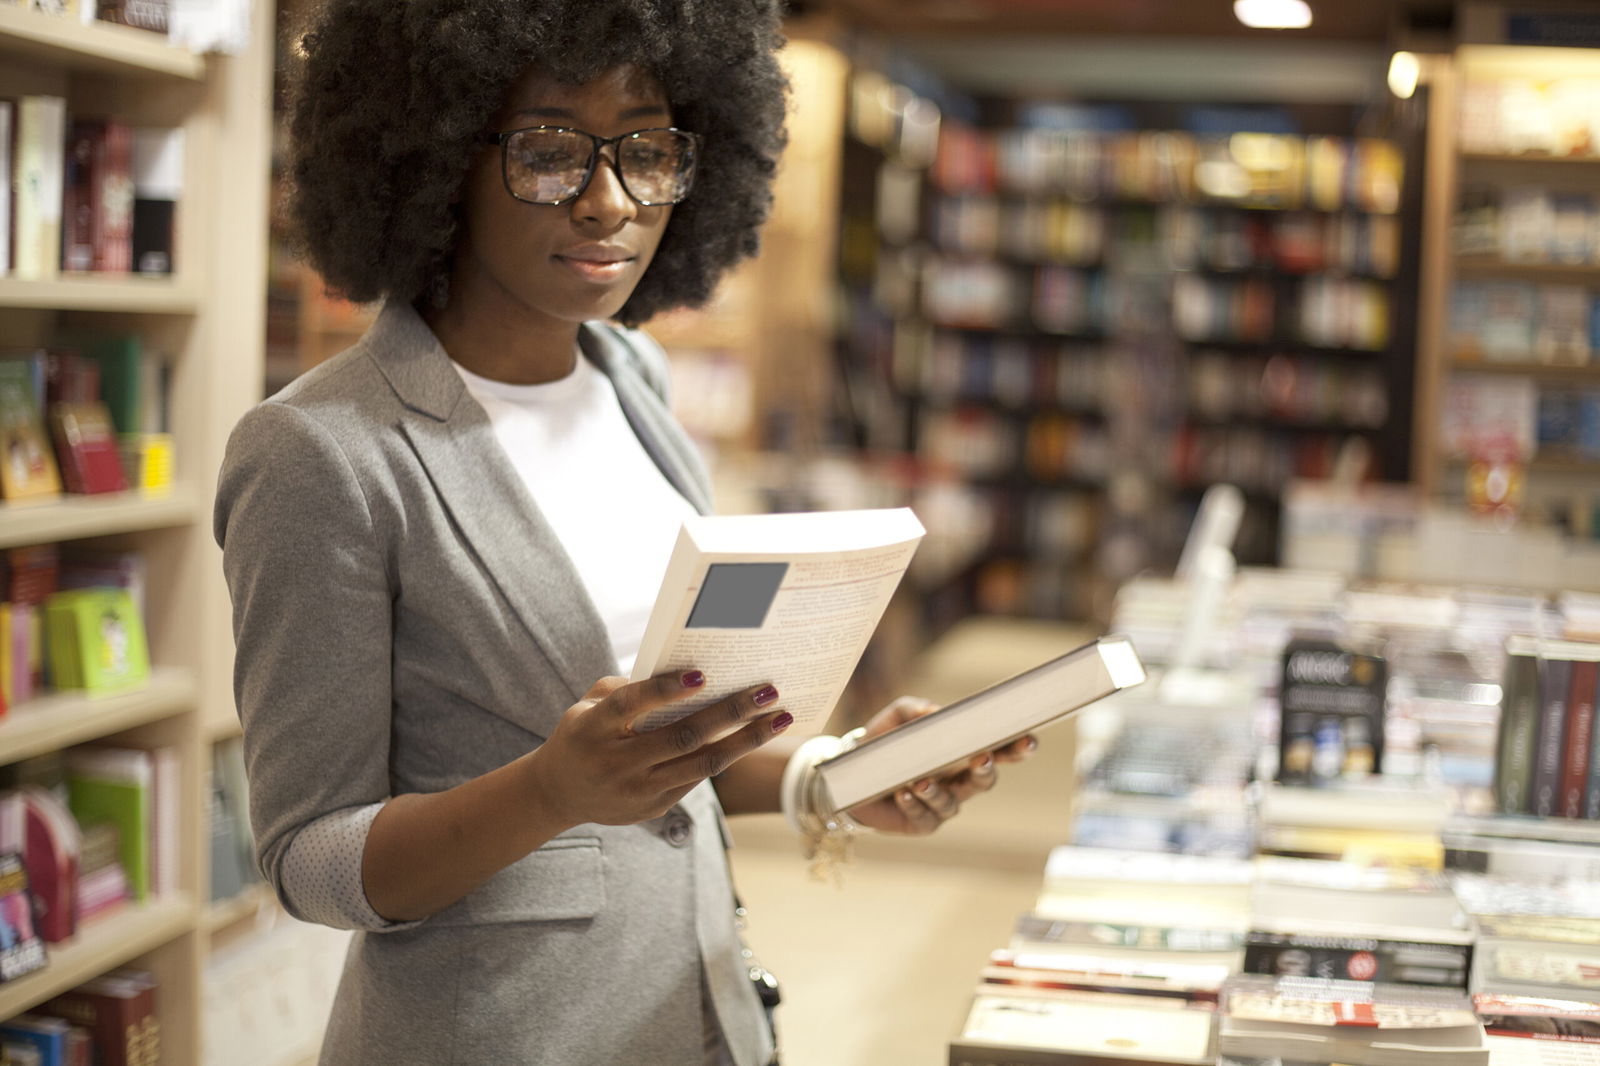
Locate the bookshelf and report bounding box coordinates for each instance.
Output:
[1414,12,1600,522]
[834,69,1419,627]
[0,1,273,1063]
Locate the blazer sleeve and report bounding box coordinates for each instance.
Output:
[214,400,420,932]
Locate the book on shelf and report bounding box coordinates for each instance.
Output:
[0,850,48,985]
[1444,830,1600,881]
[62,120,134,276]
[65,747,169,904]
[13,96,67,282]
[96,0,168,33]
[19,785,80,944]
[1493,637,1600,818]
[1217,975,1488,1066]
[629,508,925,739]
[815,635,1146,810]
[42,588,150,694]
[0,357,63,503]
[208,738,259,902]
[950,985,1217,1066]
[129,128,183,276]
[0,1014,92,1066]
[48,403,128,496]
[0,101,12,278]
[39,969,159,1066]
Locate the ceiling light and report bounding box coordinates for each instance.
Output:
[1234,0,1313,29]
[1388,51,1420,99]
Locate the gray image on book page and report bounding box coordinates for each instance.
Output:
[632,544,915,737]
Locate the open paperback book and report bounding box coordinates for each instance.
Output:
[629,508,924,738]
[815,636,1147,810]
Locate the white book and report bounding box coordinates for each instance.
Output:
[14,95,66,281]
[815,636,1147,810]
[952,988,1216,1065]
[629,508,924,738]
[151,746,179,897]
[0,101,12,277]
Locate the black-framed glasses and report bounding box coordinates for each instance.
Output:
[484,125,702,207]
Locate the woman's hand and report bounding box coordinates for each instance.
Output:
[844,695,1036,835]
[526,670,792,830]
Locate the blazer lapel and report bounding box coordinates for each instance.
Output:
[362,301,615,709]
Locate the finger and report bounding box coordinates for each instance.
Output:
[993,735,1037,763]
[645,682,782,765]
[892,786,943,835]
[604,669,709,732]
[945,754,999,803]
[909,778,960,821]
[651,705,794,788]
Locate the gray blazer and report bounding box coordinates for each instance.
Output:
[214,301,773,1066]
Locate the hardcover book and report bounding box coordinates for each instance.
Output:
[629,508,925,739]
[815,636,1146,810]
[950,986,1216,1066]
[49,403,128,495]
[0,358,63,502]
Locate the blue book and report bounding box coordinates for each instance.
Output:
[0,1015,70,1066]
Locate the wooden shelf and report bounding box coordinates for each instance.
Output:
[0,5,204,80]
[1450,358,1600,382]
[1461,152,1600,166]
[1455,257,1600,284]
[0,487,197,549]
[1530,455,1600,475]
[0,275,202,313]
[0,668,197,767]
[0,896,197,1020]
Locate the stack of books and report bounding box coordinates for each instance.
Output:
[1217,974,1489,1066]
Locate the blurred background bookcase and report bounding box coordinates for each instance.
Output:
[0,1,274,1063]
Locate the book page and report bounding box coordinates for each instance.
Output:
[630,528,920,737]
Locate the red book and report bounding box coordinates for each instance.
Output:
[21,786,80,943]
[1562,658,1597,819]
[49,402,128,495]
[64,121,134,274]
[40,970,159,1066]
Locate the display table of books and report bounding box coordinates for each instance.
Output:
[948,842,1600,1066]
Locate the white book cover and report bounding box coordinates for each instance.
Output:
[955,989,1215,1064]
[151,746,179,897]
[630,508,924,738]
[14,95,66,281]
[816,636,1146,810]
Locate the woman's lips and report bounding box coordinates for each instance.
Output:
[555,254,633,283]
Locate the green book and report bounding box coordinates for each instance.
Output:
[67,747,153,902]
[76,334,143,435]
[1495,636,1541,815]
[43,588,150,693]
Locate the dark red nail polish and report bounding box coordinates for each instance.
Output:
[681,670,705,688]
[754,685,778,706]
[771,711,794,733]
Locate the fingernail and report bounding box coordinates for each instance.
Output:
[977,755,993,770]
[916,780,934,795]
[899,790,915,804]
[771,711,794,733]
[1025,737,1038,752]
[754,685,779,706]
[681,670,705,688]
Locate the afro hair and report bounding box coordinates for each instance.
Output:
[283,0,789,326]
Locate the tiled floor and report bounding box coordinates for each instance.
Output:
[727,618,1096,1066]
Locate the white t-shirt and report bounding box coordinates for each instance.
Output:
[452,353,698,675]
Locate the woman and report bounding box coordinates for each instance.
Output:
[215,2,1033,1063]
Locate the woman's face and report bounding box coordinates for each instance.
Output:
[453,64,675,327]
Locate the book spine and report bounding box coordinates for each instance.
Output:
[1495,646,1540,815]
[1563,659,1597,819]
[1242,938,1470,988]
[0,100,13,277]
[1590,680,1600,819]
[99,123,133,273]
[15,97,68,281]
[1533,656,1573,817]
[63,121,102,273]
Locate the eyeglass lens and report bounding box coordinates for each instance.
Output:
[504,128,696,205]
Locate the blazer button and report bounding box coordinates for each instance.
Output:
[665,817,693,847]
